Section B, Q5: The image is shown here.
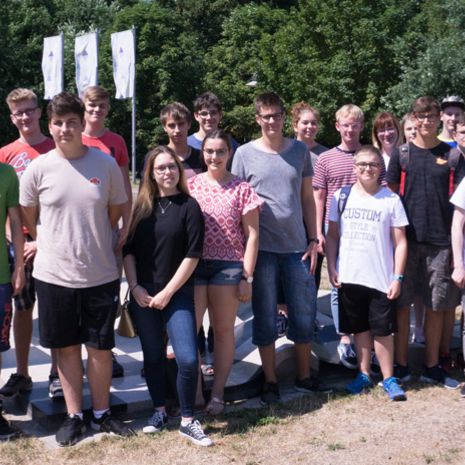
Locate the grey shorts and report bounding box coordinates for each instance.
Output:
[397,242,460,311]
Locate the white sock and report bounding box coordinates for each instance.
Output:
[70,412,83,420]
[93,408,109,419]
[181,419,192,427]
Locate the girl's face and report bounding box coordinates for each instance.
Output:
[294,110,319,142]
[403,118,417,142]
[152,152,180,195]
[376,124,399,152]
[202,137,231,175]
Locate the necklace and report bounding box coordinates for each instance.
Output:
[158,199,172,214]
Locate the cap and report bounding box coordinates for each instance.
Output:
[441,95,465,110]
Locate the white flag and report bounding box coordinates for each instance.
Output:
[111,29,135,99]
[75,32,98,96]
[42,34,64,100]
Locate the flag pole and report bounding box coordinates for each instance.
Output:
[60,31,64,92]
[131,25,136,184]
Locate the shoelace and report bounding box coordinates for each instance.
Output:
[189,420,205,438]
[150,411,165,425]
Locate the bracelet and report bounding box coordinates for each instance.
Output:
[129,283,139,292]
[392,274,404,282]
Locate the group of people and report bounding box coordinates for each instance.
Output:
[1,84,465,449]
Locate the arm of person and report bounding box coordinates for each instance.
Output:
[122,254,153,308]
[301,176,318,274]
[238,207,259,303]
[8,206,25,296]
[451,206,465,288]
[20,206,38,240]
[149,257,199,310]
[313,187,327,254]
[109,203,124,230]
[326,220,340,288]
[387,226,408,299]
[118,164,133,250]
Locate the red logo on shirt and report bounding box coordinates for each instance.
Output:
[89,177,101,185]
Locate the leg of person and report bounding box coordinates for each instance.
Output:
[252,251,280,404]
[0,284,19,440]
[413,296,425,343]
[130,284,168,433]
[48,348,63,399]
[439,308,456,369]
[12,308,33,377]
[206,284,239,414]
[57,345,84,414]
[314,253,324,291]
[395,306,410,366]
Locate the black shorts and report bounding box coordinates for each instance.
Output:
[338,283,396,337]
[35,279,120,349]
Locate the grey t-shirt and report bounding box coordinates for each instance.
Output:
[20,147,127,288]
[231,138,313,253]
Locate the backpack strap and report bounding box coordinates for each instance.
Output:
[338,185,352,218]
[398,143,410,197]
[447,148,461,195]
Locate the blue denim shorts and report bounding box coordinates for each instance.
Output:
[0,283,13,352]
[194,259,243,286]
[252,251,317,346]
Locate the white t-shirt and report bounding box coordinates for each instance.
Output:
[20,147,127,288]
[450,178,465,263]
[329,186,408,293]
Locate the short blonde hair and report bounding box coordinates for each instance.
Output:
[82,85,110,103]
[335,104,364,123]
[6,88,38,109]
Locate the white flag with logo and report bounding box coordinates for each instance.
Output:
[75,32,98,96]
[111,29,135,99]
[42,34,64,100]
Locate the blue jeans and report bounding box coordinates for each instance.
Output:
[252,251,317,346]
[129,284,198,417]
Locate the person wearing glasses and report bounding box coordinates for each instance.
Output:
[326,145,408,399]
[0,89,61,401]
[387,96,461,388]
[232,92,329,405]
[123,145,213,446]
[371,112,401,170]
[188,129,261,415]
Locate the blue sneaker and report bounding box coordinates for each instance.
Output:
[382,376,407,401]
[345,372,373,394]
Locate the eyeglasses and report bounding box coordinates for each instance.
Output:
[259,112,284,122]
[203,148,228,157]
[154,163,178,174]
[377,127,397,135]
[12,107,37,118]
[355,162,381,170]
[415,113,438,122]
[198,110,219,118]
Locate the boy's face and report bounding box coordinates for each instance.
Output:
[255,104,285,138]
[84,98,109,125]
[336,116,363,145]
[414,110,440,138]
[194,106,221,133]
[354,152,382,183]
[163,116,190,143]
[441,105,464,133]
[453,123,465,149]
[49,113,84,150]
[9,99,41,136]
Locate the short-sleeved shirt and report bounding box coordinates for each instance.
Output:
[386,141,457,246]
[82,130,129,167]
[231,138,313,253]
[308,142,329,169]
[188,174,262,261]
[20,147,127,288]
[0,163,19,284]
[329,186,408,293]
[0,138,55,178]
[450,178,465,263]
[123,193,204,287]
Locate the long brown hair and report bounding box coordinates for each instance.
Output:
[128,145,188,239]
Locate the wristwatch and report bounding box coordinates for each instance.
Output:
[392,274,404,282]
[241,275,254,284]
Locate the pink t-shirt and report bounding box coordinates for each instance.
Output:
[82,130,129,167]
[188,174,262,261]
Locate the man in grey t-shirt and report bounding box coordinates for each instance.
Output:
[20,93,133,446]
[232,92,330,404]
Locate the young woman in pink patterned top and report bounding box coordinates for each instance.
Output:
[188,129,261,415]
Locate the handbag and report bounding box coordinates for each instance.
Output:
[117,288,137,338]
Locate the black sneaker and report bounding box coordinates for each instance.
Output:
[179,419,213,447]
[294,377,333,394]
[420,365,460,390]
[90,410,135,437]
[56,414,86,447]
[48,374,64,399]
[142,410,168,433]
[393,364,412,384]
[0,413,19,441]
[0,374,33,399]
[112,353,124,378]
[260,382,280,406]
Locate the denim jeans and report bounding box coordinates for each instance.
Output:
[251,251,317,346]
[129,284,198,417]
